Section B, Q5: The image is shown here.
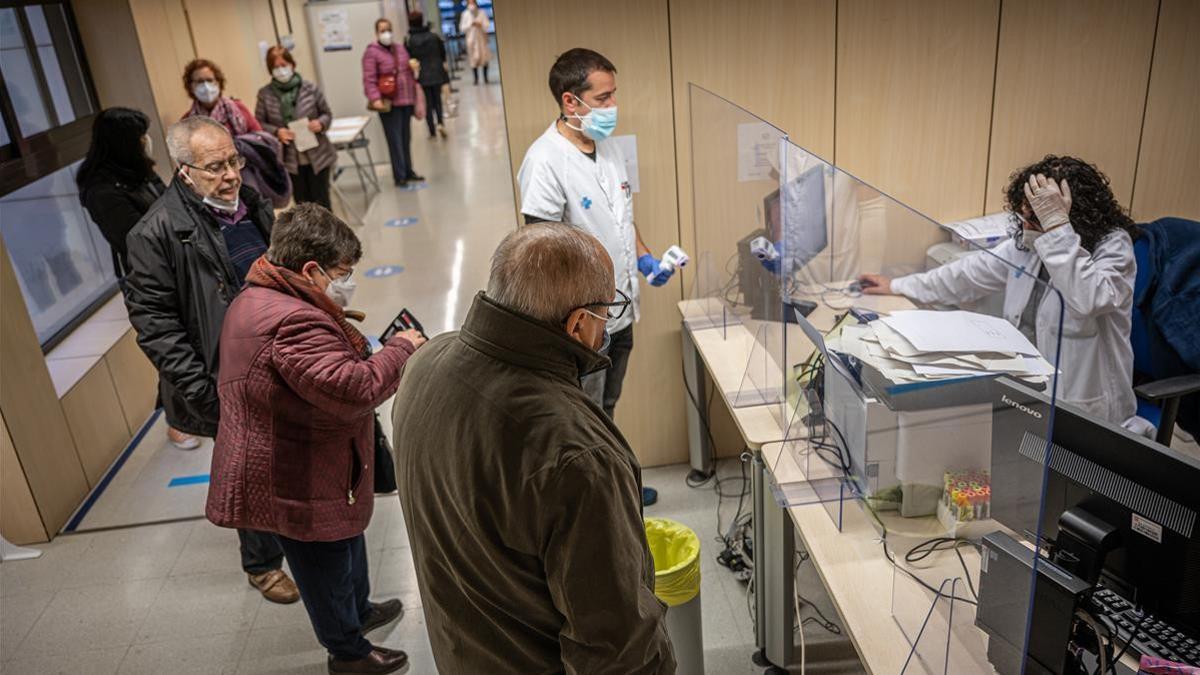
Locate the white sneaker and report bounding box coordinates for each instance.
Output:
[167,428,201,450]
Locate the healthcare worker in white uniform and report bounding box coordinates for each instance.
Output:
[517,48,676,506]
[858,155,1152,437]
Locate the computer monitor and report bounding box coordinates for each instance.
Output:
[989,379,1200,634]
[763,163,828,271]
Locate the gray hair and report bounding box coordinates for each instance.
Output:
[268,203,362,272]
[165,116,230,165]
[487,222,613,323]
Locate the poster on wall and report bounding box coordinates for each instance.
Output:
[612,135,640,194]
[319,9,353,52]
[737,122,777,182]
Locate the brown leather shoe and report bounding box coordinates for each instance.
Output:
[361,599,404,634]
[327,647,409,674]
[248,569,300,604]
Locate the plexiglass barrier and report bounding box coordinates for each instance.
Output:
[685,83,1082,674]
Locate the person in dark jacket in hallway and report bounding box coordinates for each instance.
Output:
[123,115,298,604]
[391,222,675,675]
[209,203,425,675]
[405,12,449,139]
[255,45,337,210]
[77,107,205,451]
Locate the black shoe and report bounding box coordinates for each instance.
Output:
[327,647,408,674]
[405,173,425,182]
[361,599,404,634]
[642,486,658,507]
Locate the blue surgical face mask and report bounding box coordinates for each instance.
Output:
[565,95,617,141]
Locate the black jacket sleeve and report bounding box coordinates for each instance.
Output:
[123,218,218,417]
[82,184,145,262]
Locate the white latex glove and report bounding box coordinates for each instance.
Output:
[1023,173,1072,231]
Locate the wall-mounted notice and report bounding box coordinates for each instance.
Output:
[319,9,353,52]
[737,122,776,182]
[612,134,640,193]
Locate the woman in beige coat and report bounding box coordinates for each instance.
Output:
[459,0,492,84]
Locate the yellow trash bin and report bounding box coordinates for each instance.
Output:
[646,517,704,674]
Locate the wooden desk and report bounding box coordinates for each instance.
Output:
[677,293,1001,674]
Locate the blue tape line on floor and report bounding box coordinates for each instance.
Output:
[64,408,164,532]
[385,217,419,227]
[364,265,405,278]
[167,474,211,487]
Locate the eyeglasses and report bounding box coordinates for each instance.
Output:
[184,154,246,176]
[565,288,631,323]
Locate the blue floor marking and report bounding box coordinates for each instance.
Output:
[63,408,163,532]
[167,473,211,487]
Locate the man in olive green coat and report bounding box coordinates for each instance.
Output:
[391,222,675,674]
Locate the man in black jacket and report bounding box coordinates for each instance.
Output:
[124,116,298,604]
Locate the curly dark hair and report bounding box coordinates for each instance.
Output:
[1004,155,1139,253]
[182,58,226,99]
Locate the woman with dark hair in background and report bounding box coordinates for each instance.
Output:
[858,155,1150,436]
[255,45,337,209]
[405,11,449,139]
[362,17,424,186]
[77,107,200,451]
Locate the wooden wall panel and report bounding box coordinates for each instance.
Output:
[128,0,196,138]
[986,0,1158,214]
[61,364,133,487]
[0,241,90,534]
[670,0,835,275]
[836,0,1000,222]
[72,0,173,175]
[1131,0,1200,221]
[0,412,48,545]
[105,330,160,435]
[493,0,687,467]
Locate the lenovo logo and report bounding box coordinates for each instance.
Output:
[1002,395,1043,419]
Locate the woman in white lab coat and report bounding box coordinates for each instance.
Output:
[858,156,1149,435]
[459,0,492,84]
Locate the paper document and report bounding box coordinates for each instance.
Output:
[288,119,319,152]
[878,310,1040,357]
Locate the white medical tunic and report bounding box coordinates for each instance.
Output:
[891,225,1141,431]
[517,122,639,334]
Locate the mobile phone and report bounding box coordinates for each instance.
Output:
[380,308,425,344]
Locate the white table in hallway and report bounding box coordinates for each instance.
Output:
[327,115,381,224]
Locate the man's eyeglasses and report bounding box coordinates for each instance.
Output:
[184,154,247,176]
[565,288,631,323]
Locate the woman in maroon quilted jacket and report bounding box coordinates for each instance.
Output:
[207,203,425,674]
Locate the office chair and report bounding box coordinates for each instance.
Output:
[1130,218,1200,446]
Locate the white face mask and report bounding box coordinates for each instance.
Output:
[142,134,152,157]
[180,167,239,212]
[320,266,357,308]
[193,81,220,104]
[378,31,393,46]
[272,65,294,83]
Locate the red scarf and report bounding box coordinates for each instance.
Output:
[187,96,249,136]
[245,256,369,356]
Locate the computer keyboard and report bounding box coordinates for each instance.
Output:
[1091,587,1200,666]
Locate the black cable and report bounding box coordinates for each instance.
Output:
[904,537,980,602]
[860,497,979,606]
[1101,609,1149,675]
[794,550,842,635]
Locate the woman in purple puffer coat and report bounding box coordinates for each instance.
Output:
[362,17,424,186]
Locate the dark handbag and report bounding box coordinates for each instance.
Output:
[373,413,398,494]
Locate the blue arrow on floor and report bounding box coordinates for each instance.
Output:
[385,217,419,227]
[168,473,210,487]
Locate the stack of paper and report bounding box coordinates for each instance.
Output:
[943,212,1011,249]
[828,310,1056,387]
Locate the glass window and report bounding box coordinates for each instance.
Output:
[0,161,116,344]
[0,8,53,137]
[25,6,75,126]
